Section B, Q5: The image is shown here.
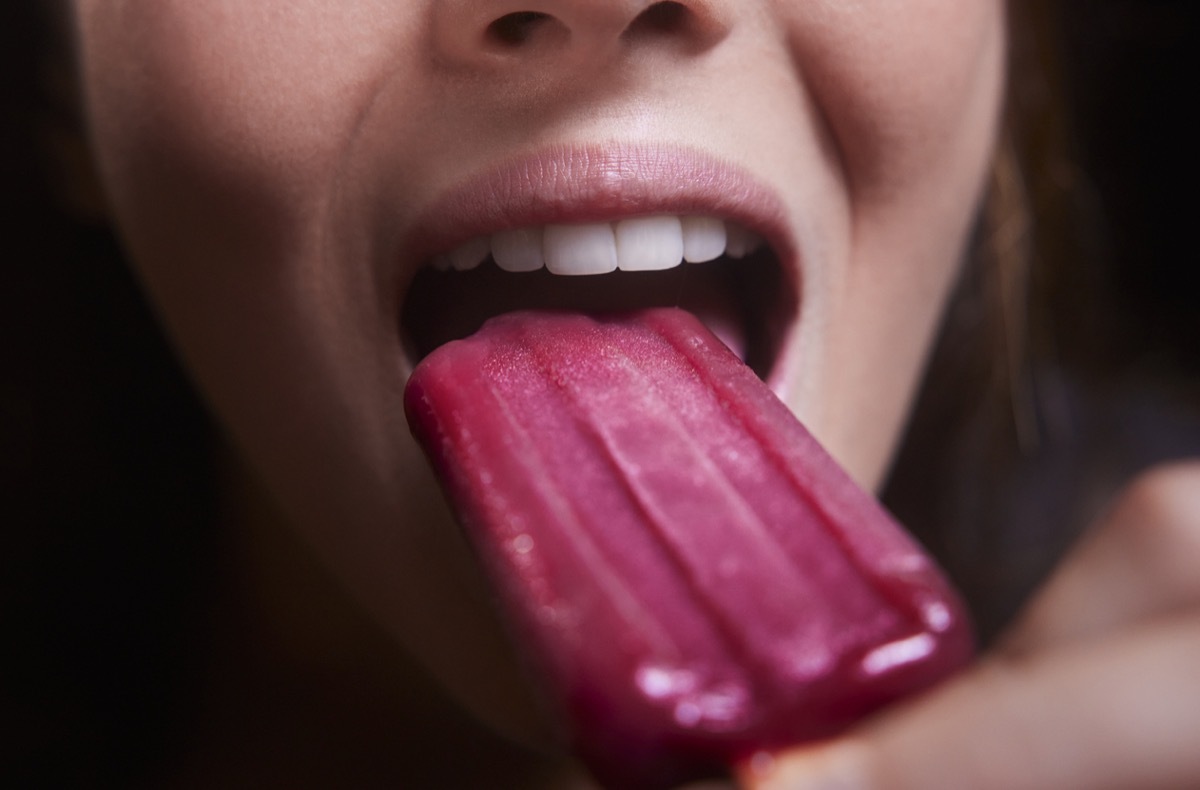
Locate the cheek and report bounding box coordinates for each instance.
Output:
[790,1,1005,200]
[73,0,437,519]
[76,0,406,266]
[74,0,426,408]
[779,2,1006,485]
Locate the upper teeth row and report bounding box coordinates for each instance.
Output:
[433,216,765,276]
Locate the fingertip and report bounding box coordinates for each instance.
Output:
[735,742,871,790]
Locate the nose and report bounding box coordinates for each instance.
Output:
[431,0,730,70]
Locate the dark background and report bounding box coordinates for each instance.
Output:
[3,0,1199,784]
[1062,0,1198,363]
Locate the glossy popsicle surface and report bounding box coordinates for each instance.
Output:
[405,308,972,789]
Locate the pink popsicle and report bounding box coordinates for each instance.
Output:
[405,308,972,789]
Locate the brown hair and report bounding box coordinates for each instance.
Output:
[887,0,1200,641]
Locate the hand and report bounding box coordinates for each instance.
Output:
[741,461,1200,790]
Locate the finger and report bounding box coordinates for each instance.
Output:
[1003,461,1200,653]
[742,614,1200,790]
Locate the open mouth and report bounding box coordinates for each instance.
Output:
[398,150,974,788]
[400,214,795,381]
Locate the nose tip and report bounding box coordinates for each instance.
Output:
[432,0,729,70]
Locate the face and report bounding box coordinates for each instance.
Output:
[70,0,1005,742]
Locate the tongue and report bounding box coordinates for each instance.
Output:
[404,308,972,789]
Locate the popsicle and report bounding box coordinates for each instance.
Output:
[405,307,972,789]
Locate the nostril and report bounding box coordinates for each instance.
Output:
[486,11,555,47]
[624,1,690,40]
[466,0,727,62]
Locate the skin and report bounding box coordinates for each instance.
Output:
[65,0,1200,787]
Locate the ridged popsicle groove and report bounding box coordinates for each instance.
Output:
[645,310,945,632]
[528,322,861,676]
[529,328,802,697]
[502,331,751,670]
[472,346,694,670]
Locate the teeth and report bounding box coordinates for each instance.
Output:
[680,216,726,263]
[434,216,765,275]
[448,236,490,271]
[725,223,765,260]
[492,227,545,273]
[544,223,618,276]
[615,216,683,272]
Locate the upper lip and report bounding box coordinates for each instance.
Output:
[399,142,798,275]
